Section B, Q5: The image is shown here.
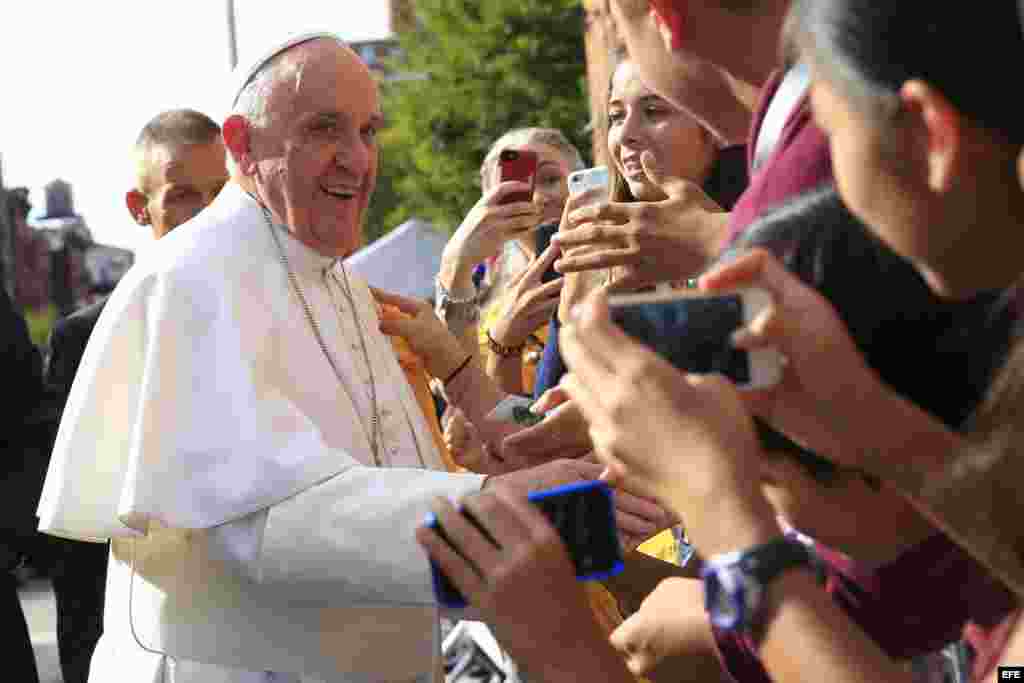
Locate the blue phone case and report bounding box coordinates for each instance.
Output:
[425,480,624,609]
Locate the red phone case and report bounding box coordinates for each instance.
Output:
[498,149,538,204]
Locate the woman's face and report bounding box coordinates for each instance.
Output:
[485,141,573,225]
[531,142,573,224]
[607,60,716,201]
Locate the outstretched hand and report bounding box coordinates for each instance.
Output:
[489,458,676,552]
[500,393,593,468]
[489,244,564,349]
[374,288,468,382]
[552,151,728,291]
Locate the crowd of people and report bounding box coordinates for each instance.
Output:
[5,0,1024,682]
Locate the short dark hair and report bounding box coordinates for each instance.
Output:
[786,0,1024,145]
[135,108,221,150]
[134,109,222,191]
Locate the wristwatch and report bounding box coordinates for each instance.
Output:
[435,278,480,327]
[701,536,820,632]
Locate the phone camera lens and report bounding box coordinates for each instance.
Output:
[500,149,519,162]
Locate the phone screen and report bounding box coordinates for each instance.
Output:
[534,222,561,283]
[611,294,750,384]
[426,481,623,608]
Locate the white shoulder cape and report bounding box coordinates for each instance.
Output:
[37,181,446,542]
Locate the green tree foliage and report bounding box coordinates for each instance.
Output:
[366,0,590,239]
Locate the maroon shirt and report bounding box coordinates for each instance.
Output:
[725,70,832,245]
[714,536,1017,682]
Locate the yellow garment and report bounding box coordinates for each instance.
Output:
[377,303,457,472]
[479,300,548,396]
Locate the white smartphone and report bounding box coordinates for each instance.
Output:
[567,166,610,200]
[608,287,783,390]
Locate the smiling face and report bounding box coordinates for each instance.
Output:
[607,60,716,200]
[238,40,383,258]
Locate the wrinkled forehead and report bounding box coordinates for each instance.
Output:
[266,40,380,126]
[142,141,228,189]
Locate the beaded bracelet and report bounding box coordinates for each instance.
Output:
[485,328,525,358]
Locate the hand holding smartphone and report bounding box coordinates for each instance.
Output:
[533,221,562,284]
[609,287,784,390]
[425,480,624,608]
[567,165,610,202]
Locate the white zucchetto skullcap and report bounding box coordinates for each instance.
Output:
[229,31,348,110]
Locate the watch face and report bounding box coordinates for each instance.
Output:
[705,572,744,630]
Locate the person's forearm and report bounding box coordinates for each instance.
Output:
[558,266,607,325]
[840,379,963,494]
[438,247,483,356]
[759,569,912,683]
[602,550,701,616]
[484,350,525,395]
[443,356,507,428]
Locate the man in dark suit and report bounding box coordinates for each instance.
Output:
[41,108,228,683]
[1,281,51,683]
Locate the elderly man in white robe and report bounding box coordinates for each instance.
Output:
[35,33,670,683]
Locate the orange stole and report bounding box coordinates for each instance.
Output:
[377,303,457,472]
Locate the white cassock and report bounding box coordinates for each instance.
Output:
[36,182,485,683]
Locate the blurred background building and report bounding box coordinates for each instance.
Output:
[1,176,133,345]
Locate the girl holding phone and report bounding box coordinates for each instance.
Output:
[421,1,1024,681]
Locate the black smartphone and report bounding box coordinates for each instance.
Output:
[609,288,783,390]
[534,221,561,284]
[426,480,624,609]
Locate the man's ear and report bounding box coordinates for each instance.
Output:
[125,189,149,225]
[900,80,963,194]
[222,115,253,174]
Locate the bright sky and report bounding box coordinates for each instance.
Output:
[0,1,391,252]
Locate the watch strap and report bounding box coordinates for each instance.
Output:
[702,536,820,632]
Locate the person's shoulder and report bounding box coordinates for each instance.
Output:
[140,185,268,284]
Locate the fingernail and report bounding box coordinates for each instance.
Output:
[569,303,585,321]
